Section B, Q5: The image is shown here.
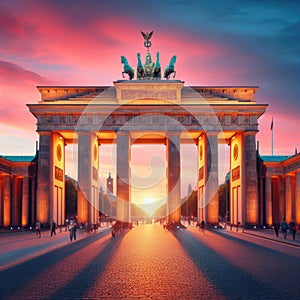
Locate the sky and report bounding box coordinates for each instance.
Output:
[1,0,300,210]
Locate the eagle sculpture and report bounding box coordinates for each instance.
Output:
[141,31,153,41]
[141,31,153,50]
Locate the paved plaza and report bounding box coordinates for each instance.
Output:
[0,224,299,299]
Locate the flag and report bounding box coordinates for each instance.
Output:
[270,118,273,130]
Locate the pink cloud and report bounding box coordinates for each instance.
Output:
[1,2,299,159]
[0,61,52,131]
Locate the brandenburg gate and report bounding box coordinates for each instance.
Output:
[27,32,267,226]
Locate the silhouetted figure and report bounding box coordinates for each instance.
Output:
[289,220,297,240]
[35,220,41,238]
[281,218,288,239]
[50,220,56,237]
[273,221,280,237]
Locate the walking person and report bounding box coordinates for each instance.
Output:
[281,218,288,239]
[273,221,280,237]
[35,220,41,238]
[70,223,77,241]
[50,220,56,237]
[289,220,297,241]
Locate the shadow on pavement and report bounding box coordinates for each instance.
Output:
[171,228,293,299]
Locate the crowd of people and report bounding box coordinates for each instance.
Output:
[273,219,297,240]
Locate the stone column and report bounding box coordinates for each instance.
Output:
[11,176,18,226]
[243,131,259,224]
[166,132,181,223]
[77,132,95,225]
[3,175,11,227]
[265,176,273,225]
[206,132,219,224]
[279,176,285,221]
[197,134,206,222]
[116,131,131,223]
[22,176,29,227]
[295,171,300,224]
[37,131,52,224]
[285,175,292,222]
[0,177,3,227]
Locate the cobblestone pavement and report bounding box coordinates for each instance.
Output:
[0,224,299,299]
[0,226,110,270]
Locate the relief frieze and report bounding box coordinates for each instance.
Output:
[232,166,240,182]
[55,166,64,182]
[199,166,204,181]
[120,90,176,100]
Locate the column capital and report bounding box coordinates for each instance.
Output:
[205,131,220,136]
[166,131,181,137]
[243,130,258,136]
[37,131,52,136]
[77,131,92,136]
[116,130,131,137]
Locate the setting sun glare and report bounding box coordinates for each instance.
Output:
[144,197,154,205]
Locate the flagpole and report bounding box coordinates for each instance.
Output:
[271,117,274,156]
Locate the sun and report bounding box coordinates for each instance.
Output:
[144,197,154,205]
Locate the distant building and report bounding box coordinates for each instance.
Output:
[107,172,113,194]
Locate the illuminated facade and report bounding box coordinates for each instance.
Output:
[2,82,299,228]
[27,81,267,226]
[258,154,300,226]
[0,155,37,227]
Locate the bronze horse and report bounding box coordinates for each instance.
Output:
[136,53,145,79]
[153,52,161,78]
[121,56,134,80]
[164,55,176,79]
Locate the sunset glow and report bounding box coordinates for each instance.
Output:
[1,1,300,202]
[144,197,155,205]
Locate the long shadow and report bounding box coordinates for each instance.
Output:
[212,229,300,256]
[0,229,122,298]
[172,229,296,299]
[49,229,129,299]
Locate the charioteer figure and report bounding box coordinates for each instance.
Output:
[120,31,176,80]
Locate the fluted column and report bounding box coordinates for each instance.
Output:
[3,175,11,227]
[116,131,131,223]
[206,132,219,224]
[197,134,206,222]
[77,132,98,225]
[243,131,259,224]
[166,132,181,223]
[22,176,29,227]
[265,176,273,225]
[36,131,52,224]
[279,176,285,221]
[295,171,300,224]
[11,176,18,226]
[285,175,292,222]
[0,177,3,227]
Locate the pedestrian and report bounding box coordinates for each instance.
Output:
[70,223,77,241]
[273,221,280,237]
[65,219,69,232]
[35,220,41,238]
[281,218,288,239]
[50,220,56,237]
[289,220,297,241]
